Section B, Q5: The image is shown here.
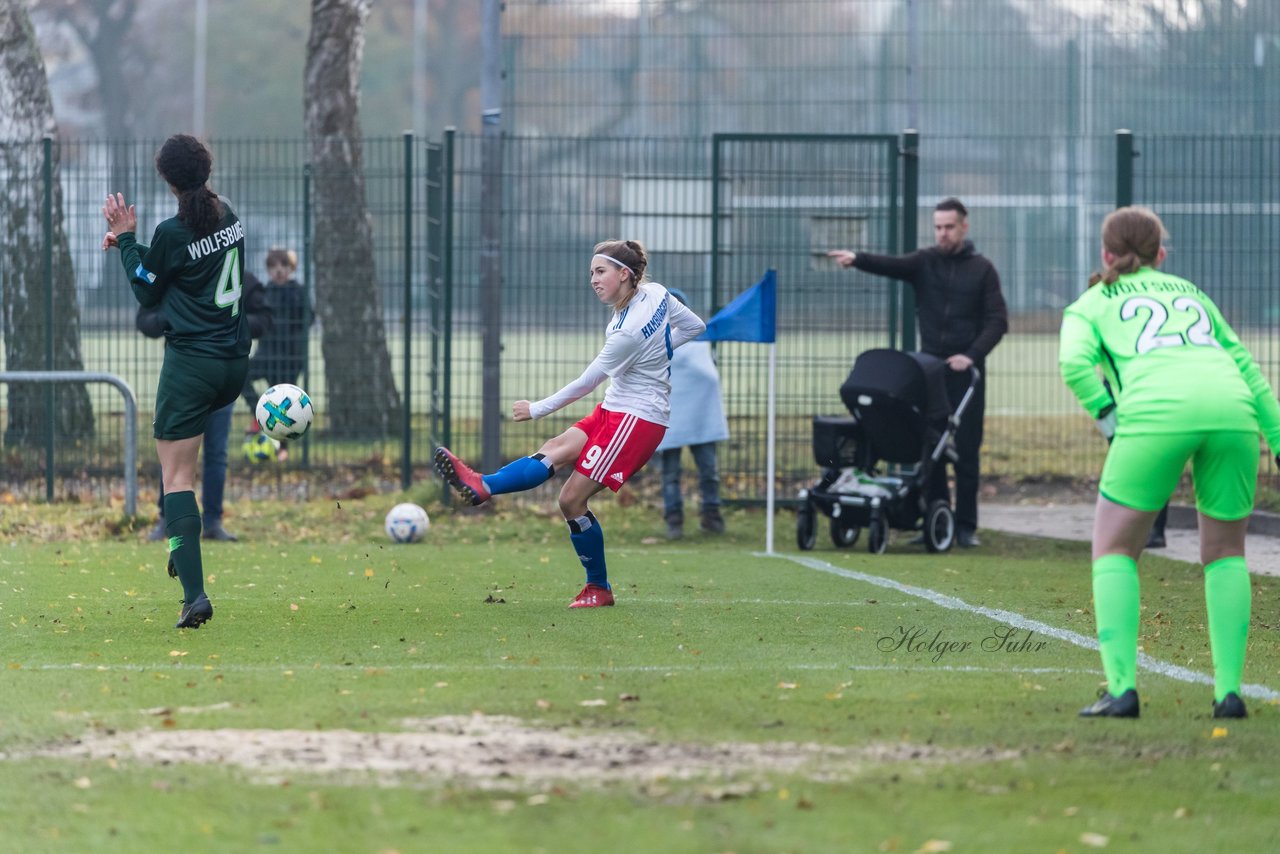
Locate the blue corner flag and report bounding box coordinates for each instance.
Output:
[700,269,776,344]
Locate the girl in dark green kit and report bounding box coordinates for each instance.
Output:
[102,134,250,629]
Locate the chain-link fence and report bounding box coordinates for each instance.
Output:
[2,131,1277,509]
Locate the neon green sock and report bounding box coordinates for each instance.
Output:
[1092,554,1140,696]
[163,490,204,604]
[1204,556,1250,703]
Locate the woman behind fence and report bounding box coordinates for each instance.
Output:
[1059,206,1280,719]
[433,239,706,608]
[102,134,251,630]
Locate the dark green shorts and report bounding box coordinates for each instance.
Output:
[153,350,249,440]
[1100,430,1259,521]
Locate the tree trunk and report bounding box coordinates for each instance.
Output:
[304,0,401,438]
[0,0,94,445]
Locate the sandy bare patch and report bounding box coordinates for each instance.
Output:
[11,714,1016,788]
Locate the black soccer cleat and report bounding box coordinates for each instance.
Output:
[1079,688,1139,718]
[176,593,213,629]
[1213,692,1247,719]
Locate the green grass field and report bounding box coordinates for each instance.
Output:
[2,497,1280,853]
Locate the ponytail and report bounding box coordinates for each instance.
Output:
[155,134,221,237]
[1088,207,1166,289]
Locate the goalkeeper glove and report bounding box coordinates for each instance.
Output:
[1095,404,1117,441]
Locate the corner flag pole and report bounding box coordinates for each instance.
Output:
[765,340,777,554]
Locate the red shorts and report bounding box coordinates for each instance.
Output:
[572,405,666,492]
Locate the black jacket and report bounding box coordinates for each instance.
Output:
[137,271,272,341]
[253,280,311,374]
[853,240,1008,363]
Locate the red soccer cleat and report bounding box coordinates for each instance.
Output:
[433,447,491,506]
[568,583,614,609]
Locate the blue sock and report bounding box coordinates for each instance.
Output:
[567,511,608,589]
[483,454,554,496]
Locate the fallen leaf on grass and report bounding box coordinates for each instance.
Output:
[579,699,608,707]
[1080,832,1109,848]
[1211,727,1229,738]
[290,603,299,611]
[913,841,951,854]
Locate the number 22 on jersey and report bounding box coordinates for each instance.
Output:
[1120,295,1220,355]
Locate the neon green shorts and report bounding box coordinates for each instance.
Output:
[154,349,249,440]
[1100,430,1259,521]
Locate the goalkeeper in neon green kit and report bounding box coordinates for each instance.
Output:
[1059,206,1280,719]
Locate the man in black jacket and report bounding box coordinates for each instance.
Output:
[140,271,272,541]
[829,197,1008,547]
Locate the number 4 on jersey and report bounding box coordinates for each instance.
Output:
[213,247,242,315]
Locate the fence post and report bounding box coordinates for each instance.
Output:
[302,163,313,468]
[43,135,55,502]
[900,129,919,351]
[442,129,455,461]
[479,0,504,473]
[402,131,414,491]
[1116,129,1135,207]
[710,134,723,316]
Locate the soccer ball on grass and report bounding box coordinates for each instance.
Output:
[385,503,430,543]
[242,432,280,464]
[255,383,314,441]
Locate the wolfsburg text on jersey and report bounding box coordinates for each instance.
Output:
[186,221,245,260]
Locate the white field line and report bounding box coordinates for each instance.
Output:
[26,661,1095,676]
[774,552,1280,702]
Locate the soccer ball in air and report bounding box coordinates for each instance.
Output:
[242,432,280,464]
[255,383,314,441]
[385,503,430,543]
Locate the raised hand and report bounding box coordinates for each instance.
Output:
[102,192,137,236]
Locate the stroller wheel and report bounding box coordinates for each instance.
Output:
[867,516,888,555]
[796,503,817,551]
[924,500,955,552]
[830,515,861,548]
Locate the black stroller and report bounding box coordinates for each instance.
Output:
[796,348,979,554]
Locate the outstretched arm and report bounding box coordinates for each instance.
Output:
[829,249,924,283]
[522,361,610,421]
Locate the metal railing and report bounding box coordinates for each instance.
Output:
[0,372,138,516]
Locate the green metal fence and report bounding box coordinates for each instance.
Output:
[2,131,1277,510]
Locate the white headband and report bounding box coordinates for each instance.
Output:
[594,253,635,278]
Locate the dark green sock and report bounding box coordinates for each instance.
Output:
[1204,556,1250,702]
[1091,554,1140,696]
[163,491,204,603]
